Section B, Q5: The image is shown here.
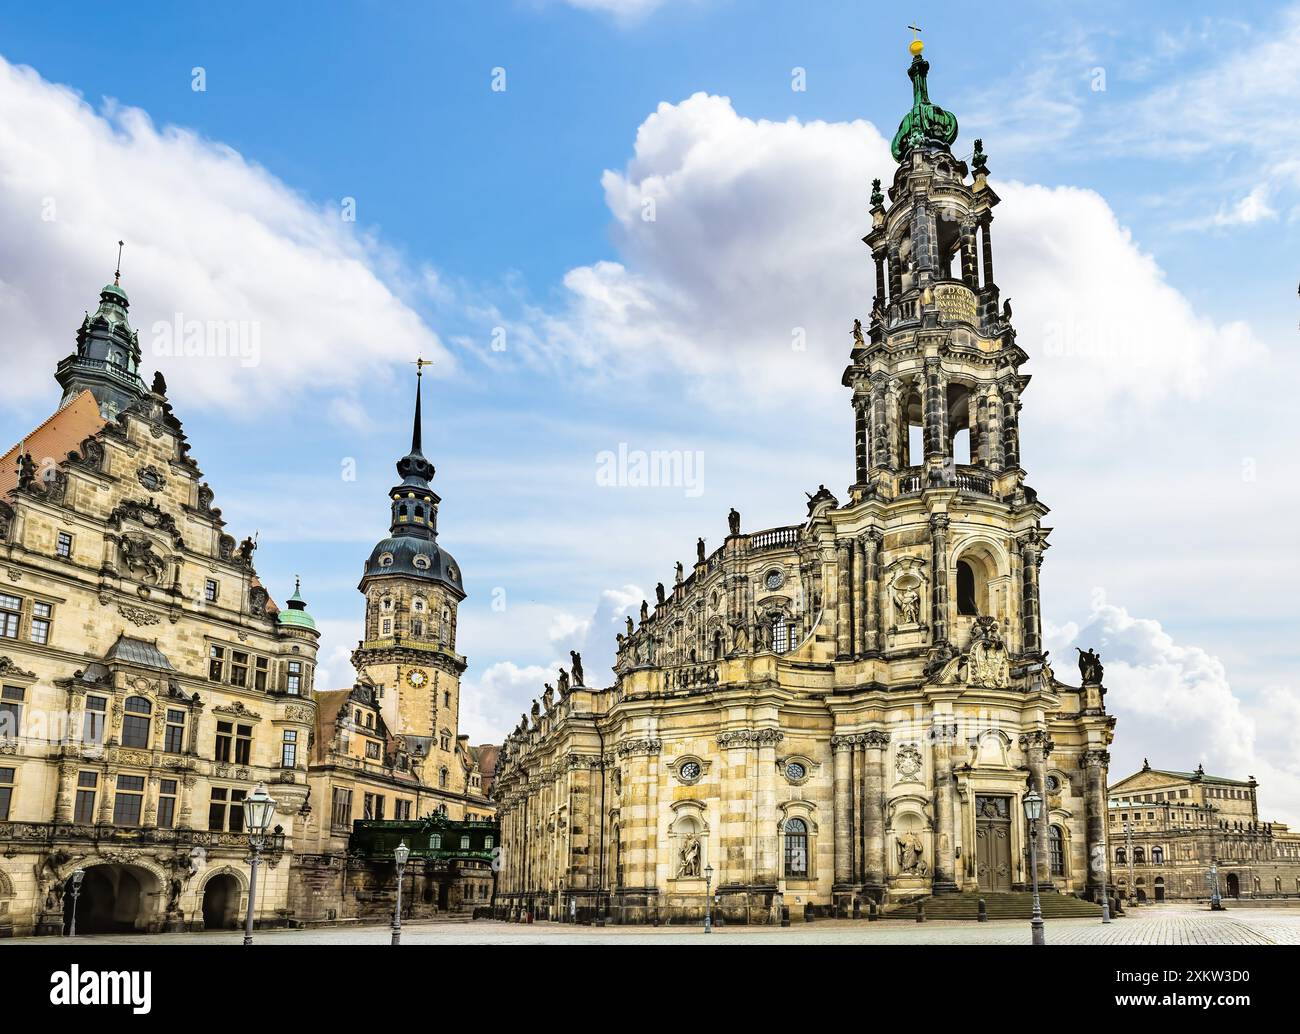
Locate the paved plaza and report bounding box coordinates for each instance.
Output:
[6,903,1300,946]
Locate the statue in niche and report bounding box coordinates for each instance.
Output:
[728,508,741,536]
[569,651,584,687]
[677,834,702,878]
[896,833,927,875]
[696,537,706,564]
[894,585,921,626]
[1076,647,1104,685]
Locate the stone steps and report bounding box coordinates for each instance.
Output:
[900,892,1103,920]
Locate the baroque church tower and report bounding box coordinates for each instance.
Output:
[492,38,1115,924]
[352,367,467,773]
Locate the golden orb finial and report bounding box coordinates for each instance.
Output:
[909,38,925,56]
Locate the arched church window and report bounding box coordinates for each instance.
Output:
[1116,848,1126,864]
[1049,824,1064,876]
[956,560,978,616]
[772,614,791,654]
[414,506,424,521]
[784,818,809,878]
[712,631,724,660]
[412,619,423,638]
[1134,847,1145,864]
[1152,847,1164,864]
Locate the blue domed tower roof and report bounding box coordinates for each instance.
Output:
[360,365,466,599]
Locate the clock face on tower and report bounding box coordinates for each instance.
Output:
[406,669,429,688]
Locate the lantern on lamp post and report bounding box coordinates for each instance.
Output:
[241,784,277,946]
[392,840,410,945]
[1022,788,1046,946]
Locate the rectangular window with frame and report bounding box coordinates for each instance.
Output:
[460,835,470,850]
[254,656,269,692]
[164,709,186,753]
[74,771,98,823]
[121,697,152,749]
[208,786,247,832]
[286,660,302,695]
[394,799,411,820]
[204,579,219,603]
[82,695,108,746]
[56,531,73,558]
[365,740,381,760]
[281,729,297,768]
[331,787,352,829]
[229,651,249,687]
[0,685,25,740]
[214,720,233,762]
[29,602,52,645]
[113,773,146,826]
[0,593,21,639]
[208,645,225,681]
[157,778,178,829]
[234,724,253,766]
[0,766,13,820]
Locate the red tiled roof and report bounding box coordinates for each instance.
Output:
[0,391,105,498]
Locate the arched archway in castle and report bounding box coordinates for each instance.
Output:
[63,863,161,934]
[201,873,241,930]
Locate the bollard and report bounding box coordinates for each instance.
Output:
[977,898,988,923]
[804,903,814,923]
[780,904,791,928]
[868,899,878,922]
[916,900,925,923]
[853,898,862,920]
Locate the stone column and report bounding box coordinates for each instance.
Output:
[854,396,869,484]
[851,537,866,659]
[887,243,902,300]
[862,732,888,897]
[832,736,854,888]
[178,773,196,828]
[960,217,979,288]
[1019,532,1044,656]
[911,201,936,276]
[929,514,951,648]
[1021,731,1053,887]
[861,531,881,655]
[869,374,889,470]
[835,541,853,660]
[1001,380,1021,469]
[755,730,781,888]
[986,388,1005,471]
[1081,749,1111,900]
[980,216,995,287]
[874,251,887,304]
[930,720,959,894]
[887,379,905,469]
[922,359,948,467]
[54,760,76,823]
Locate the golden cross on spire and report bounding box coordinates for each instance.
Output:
[412,356,434,378]
[908,21,923,38]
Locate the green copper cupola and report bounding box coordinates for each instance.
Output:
[889,38,959,162]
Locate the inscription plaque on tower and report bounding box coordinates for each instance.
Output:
[934,283,977,325]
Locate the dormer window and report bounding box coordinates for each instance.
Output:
[378,553,394,568]
[413,598,426,613]
[413,555,431,571]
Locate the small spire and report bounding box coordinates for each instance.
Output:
[410,357,433,454]
[114,240,124,285]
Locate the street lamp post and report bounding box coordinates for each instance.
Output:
[1099,822,1111,925]
[703,864,714,934]
[67,869,85,937]
[1125,819,1136,905]
[392,840,410,945]
[1023,789,1046,946]
[241,784,277,946]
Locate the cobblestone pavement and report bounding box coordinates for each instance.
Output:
[6,904,1300,945]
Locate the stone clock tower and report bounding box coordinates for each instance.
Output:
[353,368,467,769]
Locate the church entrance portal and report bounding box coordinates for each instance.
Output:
[975,795,1012,892]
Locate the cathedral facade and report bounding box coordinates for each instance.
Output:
[490,41,1116,924]
[0,274,319,936]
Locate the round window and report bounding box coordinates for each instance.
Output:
[679,761,701,781]
[765,569,784,591]
[378,553,394,568]
[785,762,807,782]
[413,554,431,570]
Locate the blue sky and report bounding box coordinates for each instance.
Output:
[2,1,1298,817]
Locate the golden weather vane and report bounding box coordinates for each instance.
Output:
[411,356,434,378]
